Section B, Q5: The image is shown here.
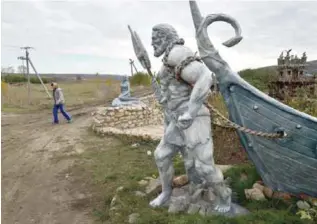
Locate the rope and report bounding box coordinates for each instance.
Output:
[175,54,202,87]
[162,38,185,67]
[205,99,287,139]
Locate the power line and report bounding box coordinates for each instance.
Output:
[3,45,21,48]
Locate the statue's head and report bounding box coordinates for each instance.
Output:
[151,24,179,57]
[122,75,129,84]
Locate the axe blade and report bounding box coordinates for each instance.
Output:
[128,25,151,70]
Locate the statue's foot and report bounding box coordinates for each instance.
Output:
[214,203,231,213]
[212,183,232,213]
[149,190,172,208]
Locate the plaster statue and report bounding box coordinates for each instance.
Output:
[111,75,144,107]
[148,24,232,213]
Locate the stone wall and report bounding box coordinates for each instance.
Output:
[139,94,159,108]
[91,95,163,130]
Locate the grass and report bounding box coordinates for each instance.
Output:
[61,132,311,224]
[285,98,317,117]
[239,68,275,93]
[1,78,121,113]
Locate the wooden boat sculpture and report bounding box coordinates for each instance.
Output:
[189,0,317,197]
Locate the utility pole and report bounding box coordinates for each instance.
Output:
[19,46,32,104]
[19,46,51,105]
[17,56,29,103]
[129,59,139,76]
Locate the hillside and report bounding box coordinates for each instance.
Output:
[305,60,317,74]
[34,73,124,81]
[239,60,317,92]
[250,60,317,74]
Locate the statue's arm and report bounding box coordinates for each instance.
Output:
[181,62,213,118]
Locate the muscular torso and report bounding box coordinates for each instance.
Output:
[157,66,191,110]
[157,45,210,120]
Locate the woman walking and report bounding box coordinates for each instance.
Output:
[51,82,72,124]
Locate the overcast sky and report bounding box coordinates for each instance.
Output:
[2,0,317,75]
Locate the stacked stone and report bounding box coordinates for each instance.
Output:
[139,94,161,109]
[92,105,163,130]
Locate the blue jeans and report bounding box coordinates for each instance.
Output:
[53,104,71,123]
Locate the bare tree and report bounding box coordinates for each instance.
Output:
[17,65,27,74]
[1,66,15,74]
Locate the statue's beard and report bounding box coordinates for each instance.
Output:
[153,42,168,57]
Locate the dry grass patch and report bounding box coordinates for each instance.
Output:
[1,78,121,113]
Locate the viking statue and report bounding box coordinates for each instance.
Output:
[148,24,232,212]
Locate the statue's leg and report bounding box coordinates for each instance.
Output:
[150,138,178,208]
[194,139,232,213]
[179,147,202,185]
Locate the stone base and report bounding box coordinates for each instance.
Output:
[204,203,250,218]
[111,98,146,107]
[166,184,249,217]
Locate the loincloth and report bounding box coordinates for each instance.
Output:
[164,113,211,148]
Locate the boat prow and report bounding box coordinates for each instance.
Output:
[189,0,317,197]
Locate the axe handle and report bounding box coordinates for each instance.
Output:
[146,68,153,77]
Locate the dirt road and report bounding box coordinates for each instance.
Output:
[1,87,153,224]
[1,106,97,224]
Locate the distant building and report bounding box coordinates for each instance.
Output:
[268,49,317,100]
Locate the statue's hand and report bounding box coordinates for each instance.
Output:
[177,112,193,130]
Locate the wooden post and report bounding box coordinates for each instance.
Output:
[28,58,51,98]
[129,59,139,76]
[25,49,31,105]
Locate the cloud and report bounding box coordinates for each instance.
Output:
[1,0,317,75]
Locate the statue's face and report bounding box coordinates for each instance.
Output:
[151,30,168,57]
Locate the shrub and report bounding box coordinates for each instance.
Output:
[1,74,53,84]
[282,87,317,117]
[284,97,317,117]
[76,75,82,81]
[129,72,151,86]
[2,74,27,83]
[29,76,53,84]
